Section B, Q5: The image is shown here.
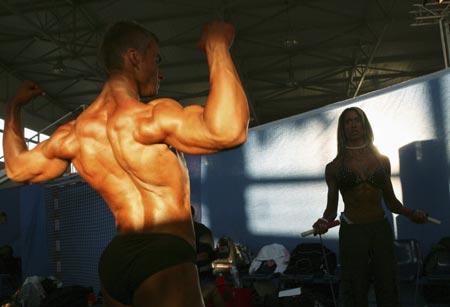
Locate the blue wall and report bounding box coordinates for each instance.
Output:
[0,184,49,279]
[0,186,21,255]
[200,68,450,257]
[44,179,116,294]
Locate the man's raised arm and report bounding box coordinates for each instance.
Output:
[199,21,249,146]
[144,21,249,154]
[3,80,70,183]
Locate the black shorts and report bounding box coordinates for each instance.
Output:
[98,232,196,305]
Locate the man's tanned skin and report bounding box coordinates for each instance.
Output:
[3,21,249,307]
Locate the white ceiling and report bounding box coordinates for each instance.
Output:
[0,0,447,134]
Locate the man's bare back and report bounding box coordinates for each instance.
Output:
[3,20,249,307]
[62,87,194,244]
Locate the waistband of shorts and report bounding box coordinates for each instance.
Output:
[340,212,387,225]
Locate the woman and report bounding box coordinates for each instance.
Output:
[312,107,427,307]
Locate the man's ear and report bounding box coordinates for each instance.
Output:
[126,48,140,68]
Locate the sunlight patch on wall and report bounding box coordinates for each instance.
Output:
[244,116,338,179]
[244,182,339,239]
[360,84,436,173]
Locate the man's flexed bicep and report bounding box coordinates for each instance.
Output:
[135,99,246,154]
[3,80,72,183]
[4,124,73,183]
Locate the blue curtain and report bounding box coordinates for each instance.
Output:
[19,184,50,278]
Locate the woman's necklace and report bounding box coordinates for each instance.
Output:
[344,144,369,162]
[345,143,367,149]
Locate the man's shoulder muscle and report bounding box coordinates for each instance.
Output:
[49,121,78,159]
[134,98,187,143]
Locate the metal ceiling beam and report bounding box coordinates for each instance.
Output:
[351,23,388,97]
[0,0,103,78]
[409,2,450,67]
[0,0,117,20]
[249,69,436,93]
[53,63,434,100]
[0,59,72,118]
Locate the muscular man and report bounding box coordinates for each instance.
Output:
[3,20,249,307]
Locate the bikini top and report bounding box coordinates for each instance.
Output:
[337,161,387,192]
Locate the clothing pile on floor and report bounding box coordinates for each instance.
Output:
[1,276,97,307]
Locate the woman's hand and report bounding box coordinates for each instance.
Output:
[409,209,428,224]
[312,218,330,235]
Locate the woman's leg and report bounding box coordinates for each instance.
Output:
[371,220,400,307]
[339,222,371,307]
